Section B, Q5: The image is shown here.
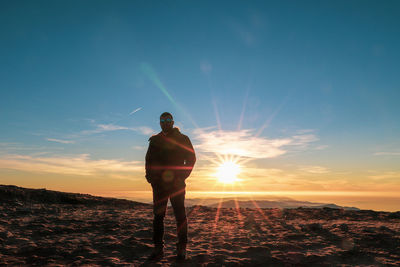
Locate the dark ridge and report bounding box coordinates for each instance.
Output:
[207,199,360,211]
[0,184,150,208]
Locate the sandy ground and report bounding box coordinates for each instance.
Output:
[1,199,400,266]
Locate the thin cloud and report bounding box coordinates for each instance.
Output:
[289,134,319,147]
[81,124,155,136]
[299,165,329,174]
[241,167,294,180]
[368,171,400,180]
[374,152,400,156]
[46,138,75,144]
[0,142,18,146]
[192,128,318,159]
[0,153,143,177]
[98,124,129,131]
[135,126,154,135]
[296,129,315,134]
[80,124,128,135]
[241,167,355,192]
[0,143,65,156]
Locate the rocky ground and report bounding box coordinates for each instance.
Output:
[1,185,399,266]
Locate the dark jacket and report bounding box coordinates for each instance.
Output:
[145,128,196,187]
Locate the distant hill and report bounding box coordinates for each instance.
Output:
[1,185,359,211]
[187,198,359,211]
[0,185,150,208]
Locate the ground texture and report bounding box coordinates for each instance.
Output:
[1,185,400,266]
[1,200,400,266]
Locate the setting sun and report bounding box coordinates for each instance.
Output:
[216,161,241,184]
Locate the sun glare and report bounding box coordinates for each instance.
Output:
[216,161,241,184]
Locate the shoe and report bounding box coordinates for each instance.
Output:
[176,243,187,260]
[148,245,164,260]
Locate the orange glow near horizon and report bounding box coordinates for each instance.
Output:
[189,191,400,197]
[97,190,400,199]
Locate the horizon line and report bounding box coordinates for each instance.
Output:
[103,190,400,198]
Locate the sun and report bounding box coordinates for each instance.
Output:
[216,161,241,184]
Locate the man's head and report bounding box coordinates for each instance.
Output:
[160,112,174,133]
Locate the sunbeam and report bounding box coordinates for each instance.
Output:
[212,98,222,132]
[237,81,251,131]
[236,182,270,222]
[255,93,291,137]
[234,196,244,227]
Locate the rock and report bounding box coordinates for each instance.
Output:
[339,223,349,232]
[245,246,271,257]
[0,231,13,239]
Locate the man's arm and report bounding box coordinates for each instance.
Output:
[182,135,196,179]
[145,137,155,183]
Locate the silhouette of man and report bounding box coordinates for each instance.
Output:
[145,112,196,260]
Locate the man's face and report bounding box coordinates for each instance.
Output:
[160,115,174,133]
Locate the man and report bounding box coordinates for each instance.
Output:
[145,112,196,260]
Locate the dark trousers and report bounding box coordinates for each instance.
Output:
[152,184,187,246]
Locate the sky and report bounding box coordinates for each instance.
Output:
[1,0,399,211]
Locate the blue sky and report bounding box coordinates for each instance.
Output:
[1,1,399,210]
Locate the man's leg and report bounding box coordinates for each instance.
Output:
[170,186,187,258]
[152,185,169,248]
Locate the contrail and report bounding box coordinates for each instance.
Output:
[129,107,142,115]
